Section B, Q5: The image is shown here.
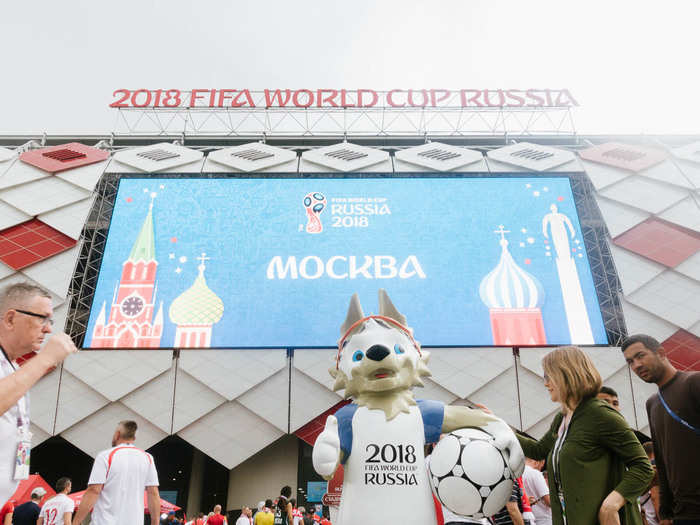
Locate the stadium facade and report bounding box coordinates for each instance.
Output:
[1,108,699,517]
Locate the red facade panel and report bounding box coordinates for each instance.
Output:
[663,329,700,371]
[613,218,700,267]
[20,142,108,173]
[0,219,77,270]
[579,142,667,172]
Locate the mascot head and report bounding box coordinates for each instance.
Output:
[330,289,431,420]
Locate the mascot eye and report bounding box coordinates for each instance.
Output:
[352,350,364,362]
[394,344,405,354]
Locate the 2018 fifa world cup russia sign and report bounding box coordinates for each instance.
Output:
[110,88,578,109]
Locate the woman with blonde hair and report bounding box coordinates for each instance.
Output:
[517,346,653,525]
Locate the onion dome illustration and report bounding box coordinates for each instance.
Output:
[479,226,544,309]
[169,253,224,325]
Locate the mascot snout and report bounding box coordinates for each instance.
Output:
[366,344,390,361]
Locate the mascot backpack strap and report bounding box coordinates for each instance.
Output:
[335,403,359,465]
[417,399,445,444]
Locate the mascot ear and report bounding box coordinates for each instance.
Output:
[340,293,365,335]
[378,289,407,326]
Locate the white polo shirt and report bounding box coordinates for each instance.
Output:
[39,493,75,525]
[0,351,26,504]
[88,443,159,525]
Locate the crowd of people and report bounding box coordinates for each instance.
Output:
[174,495,332,525]
[0,282,698,525]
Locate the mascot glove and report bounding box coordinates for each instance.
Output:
[312,415,341,477]
[483,418,525,478]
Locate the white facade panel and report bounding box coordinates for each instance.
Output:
[0,177,90,216]
[467,367,520,429]
[110,143,204,173]
[627,271,700,330]
[61,402,168,458]
[608,244,665,295]
[178,349,287,401]
[427,348,514,399]
[301,143,391,172]
[581,160,631,190]
[177,401,284,469]
[205,143,298,172]
[486,142,578,172]
[289,368,342,433]
[38,196,94,240]
[55,160,108,191]
[21,245,80,298]
[600,176,686,215]
[394,143,484,172]
[236,368,289,432]
[0,159,51,190]
[53,370,110,433]
[172,369,226,433]
[594,196,649,238]
[120,367,176,433]
[620,298,679,342]
[62,350,173,402]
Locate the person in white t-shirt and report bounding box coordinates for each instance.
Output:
[72,420,160,525]
[234,507,252,525]
[521,459,552,525]
[0,283,78,504]
[38,477,75,525]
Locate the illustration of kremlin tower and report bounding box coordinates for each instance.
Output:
[168,253,224,348]
[91,197,163,348]
[479,226,547,345]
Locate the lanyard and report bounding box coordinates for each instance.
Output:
[0,346,28,430]
[552,414,571,525]
[552,415,570,489]
[658,390,700,435]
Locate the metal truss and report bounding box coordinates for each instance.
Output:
[113,103,576,138]
[66,173,120,346]
[570,173,628,346]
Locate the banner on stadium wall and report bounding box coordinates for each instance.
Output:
[83,175,608,349]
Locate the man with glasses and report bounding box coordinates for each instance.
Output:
[0,283,78,504]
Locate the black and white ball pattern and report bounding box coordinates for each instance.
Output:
[429,427,514,518]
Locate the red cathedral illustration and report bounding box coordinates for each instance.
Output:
[479,226,547,346]
[91,197,164,348]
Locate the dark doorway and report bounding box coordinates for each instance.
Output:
[31,436,94,490]
[296,439,327,509]
[147,436,195,510]
[199,454,229,513]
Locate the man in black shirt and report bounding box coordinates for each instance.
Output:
[12,487,46,525]
[623,334,700,524]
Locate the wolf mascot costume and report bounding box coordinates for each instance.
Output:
[312,290,525,525]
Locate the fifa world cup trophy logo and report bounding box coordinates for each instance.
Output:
[304,192,327,234]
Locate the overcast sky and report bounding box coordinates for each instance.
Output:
[1,0,698,135]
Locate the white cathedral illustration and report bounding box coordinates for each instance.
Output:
[168,253,224,348]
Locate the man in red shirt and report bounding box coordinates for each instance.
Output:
[207,505,227,525]
[0,500,14,525]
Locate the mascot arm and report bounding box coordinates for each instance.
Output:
[442,405,494,432]
[442,406,525,478]
[312,415,342,480]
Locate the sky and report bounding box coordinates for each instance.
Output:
[1,0,698,135]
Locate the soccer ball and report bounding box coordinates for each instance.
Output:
[428,427,514,518]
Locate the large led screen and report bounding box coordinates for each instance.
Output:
[84,176,608,349]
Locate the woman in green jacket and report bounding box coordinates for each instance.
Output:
[517,346,653,525]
